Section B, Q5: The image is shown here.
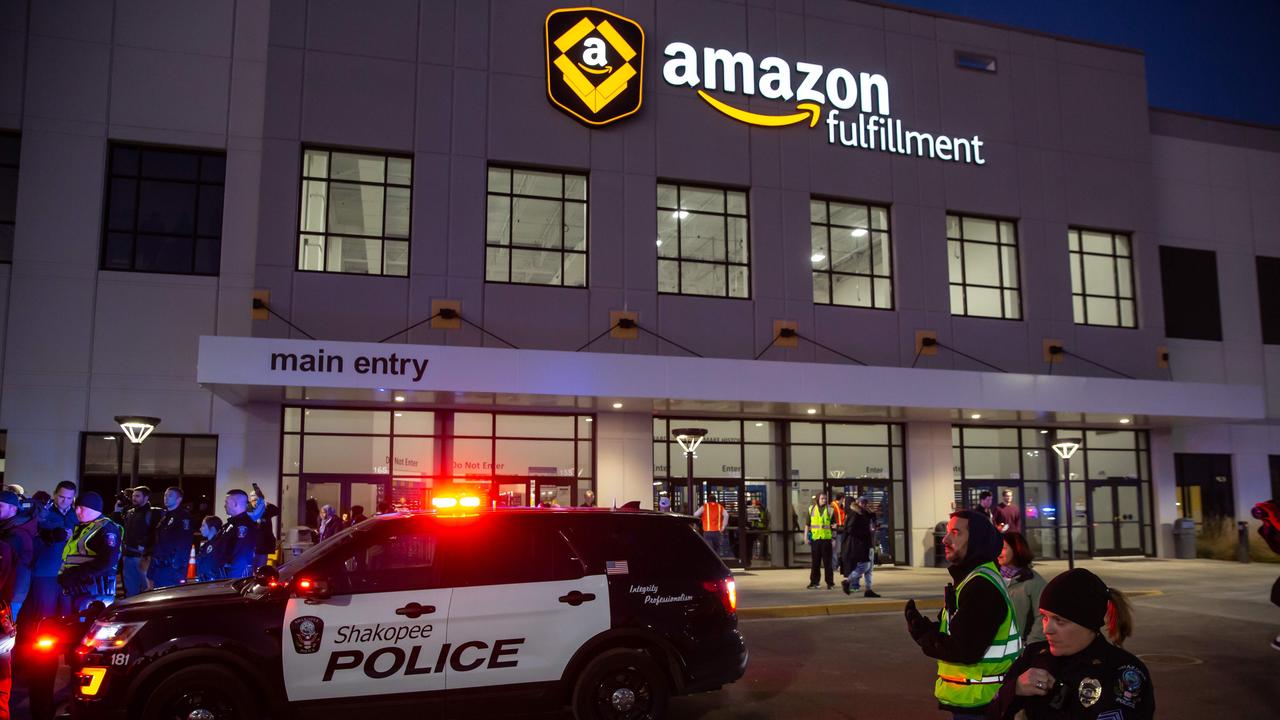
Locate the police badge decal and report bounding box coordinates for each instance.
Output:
[290,616,324,654]
[1078,677,1103,708]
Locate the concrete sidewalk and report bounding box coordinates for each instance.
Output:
[732,558,1277,619]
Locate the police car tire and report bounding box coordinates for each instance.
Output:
[139,663,260,720]
[571,648,670,720]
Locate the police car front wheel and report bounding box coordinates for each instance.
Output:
[572,648,670,720]
[139,663,261,720]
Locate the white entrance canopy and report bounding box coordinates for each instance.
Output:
[196,336,1264,425]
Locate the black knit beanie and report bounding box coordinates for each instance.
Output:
[1039,568,1110,631]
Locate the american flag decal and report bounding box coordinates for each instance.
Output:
[605,560,630,575]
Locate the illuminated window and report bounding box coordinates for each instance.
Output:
[101,144,225,275]
[657,183,749,298]
[1069,229,1136,328]
[486,167,587,287]
[947,214,1021,319]
[0,132,17,263]
[297,148,411,277]
[810,198,892,309]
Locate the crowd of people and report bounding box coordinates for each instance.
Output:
[0,480,287,719]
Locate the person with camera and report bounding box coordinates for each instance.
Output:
[248,482,279,570]
[117,485,161,597]
[0,491,35,624]
[146,487,193,589]
[14,482,77,676]
[987,568,1153,719]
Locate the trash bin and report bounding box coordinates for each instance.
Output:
[932,522,949,567]
[1172,518,1197,559]
[282,526,317,557]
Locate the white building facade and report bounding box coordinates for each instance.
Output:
[1,0,1276,567]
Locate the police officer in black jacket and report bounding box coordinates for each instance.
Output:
[988,568,1155,719]
[146,486,194,589]
[212,489,257,579]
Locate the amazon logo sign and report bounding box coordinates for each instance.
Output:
[544,8,986,165]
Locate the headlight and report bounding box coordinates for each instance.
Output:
[82,621,146,651]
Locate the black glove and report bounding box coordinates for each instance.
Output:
[40,527,71,543]
[904,598,930,640]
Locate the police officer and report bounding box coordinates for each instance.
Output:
[119,485,160,597]
[212,489,256,579]
[146,486,193,589]
[195,516,224,581]
[56,492,122,614]
[988,568,1154,719]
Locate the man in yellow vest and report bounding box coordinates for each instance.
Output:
[904,509,1021,719]
[805,493,836,589]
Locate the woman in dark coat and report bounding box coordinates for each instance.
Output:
[840,496,881,598]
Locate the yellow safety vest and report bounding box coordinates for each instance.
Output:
[809,506,833,540]
[935,562,1022,708]
[61,517,115,570]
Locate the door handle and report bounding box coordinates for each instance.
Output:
[558,590,597,606]
[395,602,436,619]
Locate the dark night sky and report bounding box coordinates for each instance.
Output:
[884,0,1280,127]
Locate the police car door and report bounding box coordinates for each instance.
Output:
[282,519,452,702]
[440,516,610,692]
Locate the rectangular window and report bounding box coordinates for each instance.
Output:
[485,167,587,287]
[955,51,997,73]
[102,143,226,275]
[298,147,411,277]
[810,198,892,309]
[1068,228,1137,328]
[1257,256,1280,345]
[947,214,1021,319]
[0,132,18,263]
[79,433,218,516]
[657,183,749,298]
[1159,245,1222,341]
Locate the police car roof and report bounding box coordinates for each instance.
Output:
[385,506,687,519]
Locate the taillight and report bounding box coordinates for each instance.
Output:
[34,634,59,653]
[702,578,737,615]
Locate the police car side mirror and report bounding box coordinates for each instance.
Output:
[293,577,331,602]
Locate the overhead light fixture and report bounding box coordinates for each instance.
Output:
[852,228,869,238]
[810,253,826,263]
[807,408,818,415]
[1051,438,1082,460]
[1119,418,1131,424]
[584,417,593,423]
[394,412,403,417]
[754,422,763,427]
[103,436,116,440]
[1039,429,1049,434]
[970,413,982,420]
[611,402,623,409]
[656,239,663,247]
[672,210,689,220]
[394,396,405,402]
[114,416,161,444]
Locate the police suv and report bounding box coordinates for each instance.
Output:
[57,505,747,719]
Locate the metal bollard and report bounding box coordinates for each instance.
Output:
[1237,521,1251,563]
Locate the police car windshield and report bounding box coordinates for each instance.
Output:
[276,521,371,581]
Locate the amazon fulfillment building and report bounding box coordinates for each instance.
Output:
[1,0,1278,567]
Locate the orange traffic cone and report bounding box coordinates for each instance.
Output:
[186,545,197,580]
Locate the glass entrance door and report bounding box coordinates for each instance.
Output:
[695,483,744,564]
[299,474,390,528]
[1090,481,1143,556]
